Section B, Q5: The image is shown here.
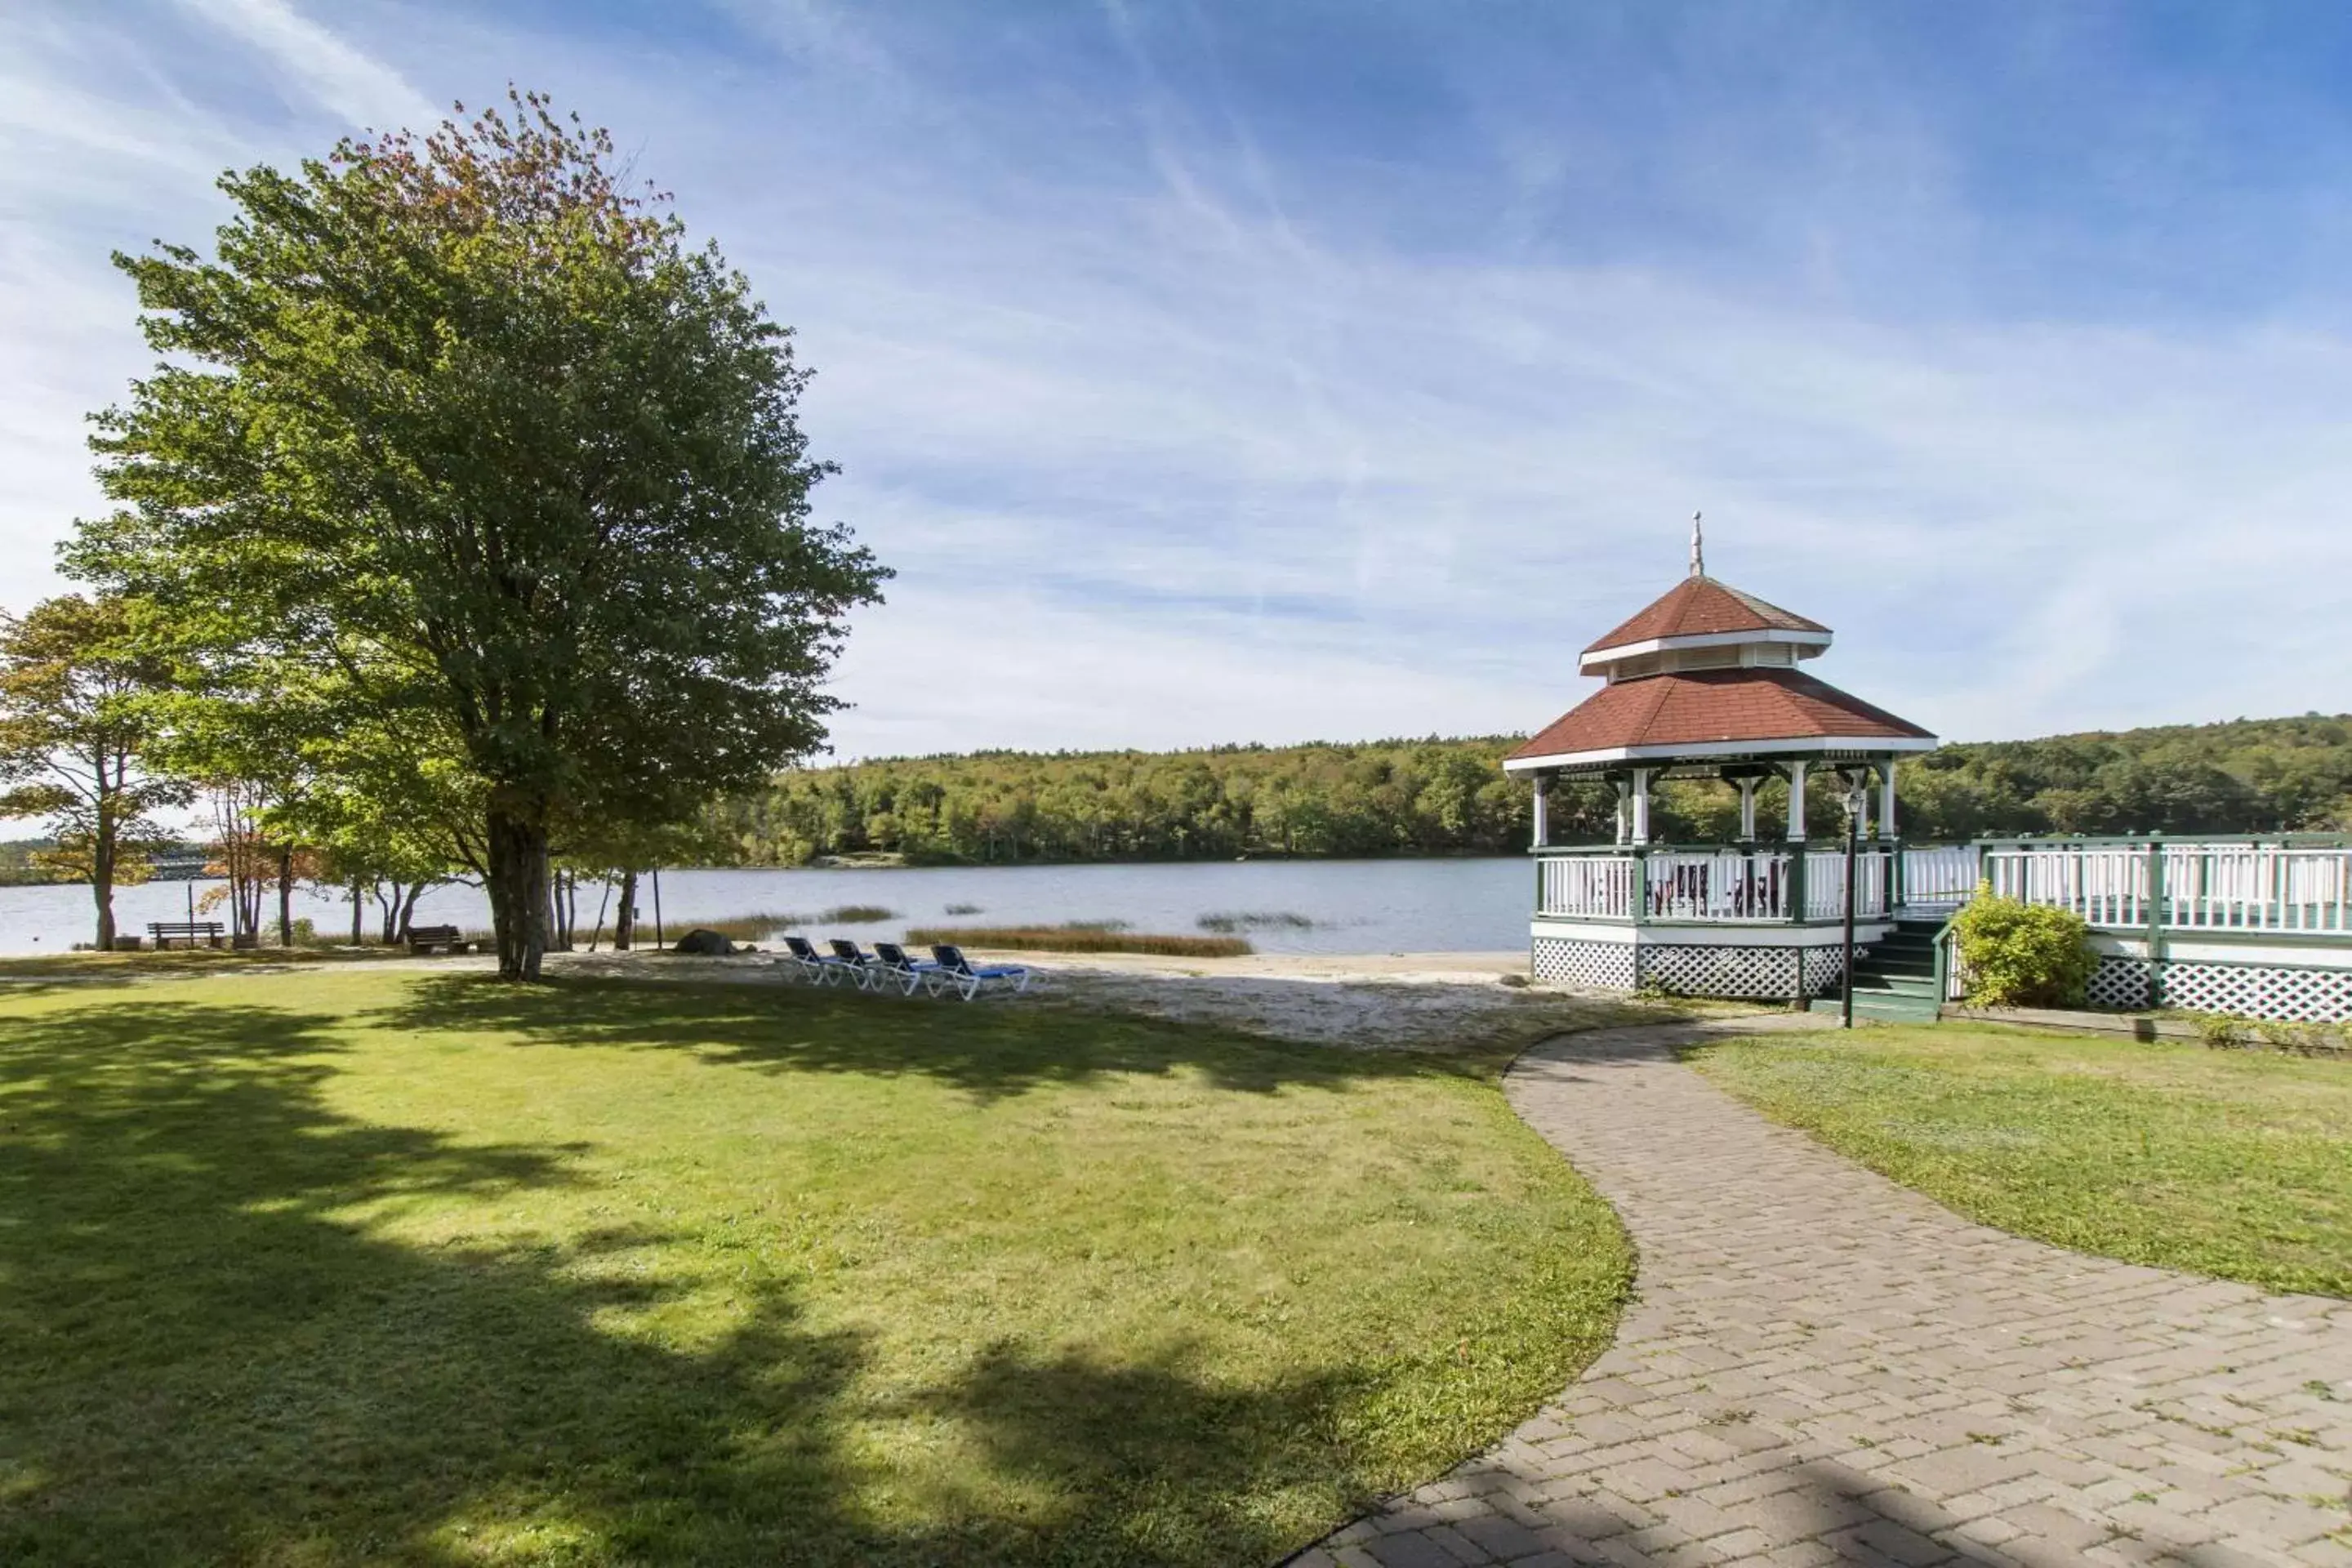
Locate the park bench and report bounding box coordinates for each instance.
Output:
[147,920,225,950]
[406,924,474,956]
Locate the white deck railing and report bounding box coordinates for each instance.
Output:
[1982,845,2151,927]
[2157,844,2352,933]
[1901,844,1980,904]
[1535,839,2352,933]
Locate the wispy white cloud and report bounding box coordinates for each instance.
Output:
[172,0,438,131]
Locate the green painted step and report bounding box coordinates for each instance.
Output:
[1814,915,1953,1025]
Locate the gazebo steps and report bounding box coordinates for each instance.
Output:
[1808,917,1947,1022]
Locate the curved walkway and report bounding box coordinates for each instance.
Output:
[1298,1015,2352,1568]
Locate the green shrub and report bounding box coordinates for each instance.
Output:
[1950,888,2096,1008]
[2188,1013,2347,1054]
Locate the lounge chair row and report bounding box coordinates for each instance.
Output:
[782,938,1032,1001]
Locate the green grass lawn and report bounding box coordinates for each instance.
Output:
[1692,1026,2352,1298]
[0,966,1630,1566]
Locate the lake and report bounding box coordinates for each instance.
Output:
[0,858,1537,957]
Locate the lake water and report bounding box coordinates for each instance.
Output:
[0,858,1537,956]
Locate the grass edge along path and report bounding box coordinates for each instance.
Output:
[1690,1023,2352,1299]
[0,966,1633,1566]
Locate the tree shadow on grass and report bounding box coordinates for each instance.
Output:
[365,973,1450,1102]
[0,990,1482,1566]
[0,948,423,999]
[906,1339,1396,1566]
[0,998,881,1566]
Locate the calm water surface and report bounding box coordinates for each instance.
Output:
[0,858,1536,956]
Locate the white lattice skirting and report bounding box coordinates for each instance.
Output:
[1641,944,1827,1000]
[2091,955,2352,1022]
[1535,938,1846,1000]
[1532,937,1636,991]
[1802,947,1846,998]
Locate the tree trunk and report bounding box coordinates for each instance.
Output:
[484,808,550,980]
[350,879,364,946]
[92,827,116,951]
[397,883,425,943]
[613,870,637,951]
[278,848,295,947]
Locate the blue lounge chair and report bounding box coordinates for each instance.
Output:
[928,943,1032,1001]
[828,938,887,991]
[782,935,859,986]
[871,941,942,997]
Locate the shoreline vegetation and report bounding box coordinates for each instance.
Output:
[8,710,2346,895]
[902,923,1254,959]
[702,712,2352,869]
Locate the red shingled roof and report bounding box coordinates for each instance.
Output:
[1507,668,1933,763]
[1584,576,1828,657]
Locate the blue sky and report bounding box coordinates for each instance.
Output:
[6,1,2352,762]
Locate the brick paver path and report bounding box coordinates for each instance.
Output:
[1298,1016,2352,1568]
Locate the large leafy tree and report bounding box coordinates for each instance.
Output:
[74,92,888,978]
[0,594,191,947]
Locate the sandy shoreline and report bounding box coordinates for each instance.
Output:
[2,944,1744,1054]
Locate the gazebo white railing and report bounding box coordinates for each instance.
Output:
[1534,843,1900,924]
[1533,835,2352,935]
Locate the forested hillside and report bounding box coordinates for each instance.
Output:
[0,840,56,886]
[702,714,2352,865]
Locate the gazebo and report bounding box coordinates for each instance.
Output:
[1503,520,1938,1000]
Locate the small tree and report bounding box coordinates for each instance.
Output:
[0,595,189,948]
[75,91,887,978]
[1951,887,2097,1008]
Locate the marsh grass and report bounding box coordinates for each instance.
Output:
[0,967,1628,1564]
[1693,1025,2352,1298]
[1197,910,1322,933]
[668,911,800,942]
[905,924,1252,958]
[577,907,902,947]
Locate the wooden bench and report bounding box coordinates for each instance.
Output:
[148,921,225,950]
[407,924,473,956]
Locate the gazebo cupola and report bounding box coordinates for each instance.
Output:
[1503,518,1939,1001]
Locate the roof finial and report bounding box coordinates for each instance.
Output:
[1689,510,1705,578]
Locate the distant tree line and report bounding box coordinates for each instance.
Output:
[705,713,2352,866]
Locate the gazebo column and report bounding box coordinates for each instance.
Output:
[1630,767,1655,845]
[1613,777,1632,845]
[1878,759,1898,841]
[1785,760,1808,843]
[1735,777,1761,841]
[1530,772,1550,850]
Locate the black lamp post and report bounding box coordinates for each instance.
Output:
[1840,769,1867,1030]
